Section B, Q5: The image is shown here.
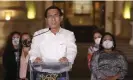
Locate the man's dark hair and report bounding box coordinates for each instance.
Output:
[99,32,116,51]
[44,5,63,18]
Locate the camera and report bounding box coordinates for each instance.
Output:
[22,39,31,47]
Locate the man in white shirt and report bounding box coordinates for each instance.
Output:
[29,5,77,79]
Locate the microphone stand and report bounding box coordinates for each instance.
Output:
[33,28,51,37]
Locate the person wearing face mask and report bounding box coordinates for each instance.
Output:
[3,31,21,80]
[19,33,32,80]
[90,32,128,80]
[88,30,103,69]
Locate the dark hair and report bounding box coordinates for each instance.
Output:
[20,33,32,40]
[93,29,103,37]
[92,29,103,42]
[44,5,63,18]
[93,29,103,35]
[3,31,21,71]
[4,31,21,50]
[3,31,21,59]
[99,32,116,51]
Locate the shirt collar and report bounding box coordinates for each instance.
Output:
[48,27,63,34]
[58,27,63,33]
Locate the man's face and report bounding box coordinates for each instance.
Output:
[46,9,62,29]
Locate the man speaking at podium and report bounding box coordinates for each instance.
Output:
[29,5,77,80]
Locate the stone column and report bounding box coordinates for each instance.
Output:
[105,1,114,33]
[35,1,44,19]
[0,22,6,49]
[114,19,121,36]
[114,1,124,36]
[129,22,133,46]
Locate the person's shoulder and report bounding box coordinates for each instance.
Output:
[61,28,73,34]
[114,49,124,55]
[34,28,49,36]
[93,50,101,55]
[114,49,127,59]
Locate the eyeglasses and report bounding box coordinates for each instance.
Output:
[47,14,60,19]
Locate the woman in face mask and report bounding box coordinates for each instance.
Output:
[19,33,32,80]
[88,30,103,69]
[90,32,128,80]
[3,31,21,80]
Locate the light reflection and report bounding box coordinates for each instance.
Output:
[5,11,12,20]
[123,2,131,19]
[26,1,36,19]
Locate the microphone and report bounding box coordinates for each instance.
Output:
[33,28,51,37]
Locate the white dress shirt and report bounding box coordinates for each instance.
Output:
[29,28,77,65]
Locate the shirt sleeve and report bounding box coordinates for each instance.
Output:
[29,32,41,63]
[118,54,128,79]
[90,51,107,79]
[66,32,77,65]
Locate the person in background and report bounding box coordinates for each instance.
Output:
[88,30,103,69]
[90,32,128,80]
[3,31,21,80]
[19,33,32,80]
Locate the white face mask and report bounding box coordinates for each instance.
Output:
[12,38,20,46]
[102,40,114,49]
[94,38,101,45]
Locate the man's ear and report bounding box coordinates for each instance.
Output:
[60,16,63,21]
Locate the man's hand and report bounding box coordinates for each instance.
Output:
[59,57,68,63]
[34,57,42,63]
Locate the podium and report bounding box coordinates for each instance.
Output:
[29,61,71,80]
